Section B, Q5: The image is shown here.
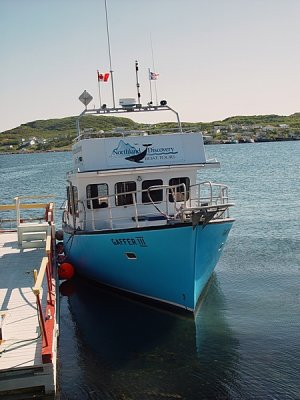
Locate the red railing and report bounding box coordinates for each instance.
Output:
[32,202,57,363]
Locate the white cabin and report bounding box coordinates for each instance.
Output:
[65,128,226,232]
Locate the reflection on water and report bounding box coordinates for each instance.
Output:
[58,275,239,399]
[194,280,240,399]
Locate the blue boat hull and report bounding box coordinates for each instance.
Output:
[63,221,233,311]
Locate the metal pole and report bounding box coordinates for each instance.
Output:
[97,71,102,107]
[104,0,116,108]
[166,106,183,133]
[148,68,153,104]
[150,34,159,105]
[135,61,141,105]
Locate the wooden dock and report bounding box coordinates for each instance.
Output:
[0,198,58,398]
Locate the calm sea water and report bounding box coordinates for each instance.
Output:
[0,141,299,399]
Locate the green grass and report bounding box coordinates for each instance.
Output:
[1,112,299,152]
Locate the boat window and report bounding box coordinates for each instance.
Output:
[86,184,108,209]
[67,185,78,215]
[168,177,190,202]
[142,179,163,203]
[115,181,136,206]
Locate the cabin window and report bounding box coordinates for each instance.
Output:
[86,184,108,209]
[115,181,137,206]
[67,185,78,215]
[168,177,190,202]
[142,179,163,203]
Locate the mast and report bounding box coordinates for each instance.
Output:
[148,68,153,104]
[97,70,102,107]
[104,0,116,108]
[135,61,141,106]
[150,34,158,105]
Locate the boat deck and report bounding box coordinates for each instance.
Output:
[0,231,57,397]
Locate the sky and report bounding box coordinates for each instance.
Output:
[1,0,300,132]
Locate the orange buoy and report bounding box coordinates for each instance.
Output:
[56,242,64,254]
[58,262,74,280]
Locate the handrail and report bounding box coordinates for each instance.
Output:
[30,203,56,355]
[74,126,189,141]
[14,195,56,200]
[46,232,51,255]
[0,203,49,211]
[32,257,48,296]
[66,181,232,232]
[75,104,183,138]
[15,196,55,227]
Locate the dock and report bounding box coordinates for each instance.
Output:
[0,197,58,398]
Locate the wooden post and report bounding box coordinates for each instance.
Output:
[0,312,8,344]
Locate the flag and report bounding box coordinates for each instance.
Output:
[149,71,159,80]
[97,71,110,82]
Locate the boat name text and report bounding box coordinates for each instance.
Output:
[113,146,175,155]
[111,237,147,247]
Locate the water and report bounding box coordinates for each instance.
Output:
[0,141,299,399]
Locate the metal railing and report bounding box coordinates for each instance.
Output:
[74,126,187,142]
[75,103,183,138]
[63,182,233,231]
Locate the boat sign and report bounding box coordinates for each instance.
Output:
[72,132,207,171]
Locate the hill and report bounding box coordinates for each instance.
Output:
[218,113,300,128]
[0,115,138,152]
[1,112,300,152]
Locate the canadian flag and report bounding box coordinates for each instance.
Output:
[97,71,110,82]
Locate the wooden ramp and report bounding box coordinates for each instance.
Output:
[0,230,58,398]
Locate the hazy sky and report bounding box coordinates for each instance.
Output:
[1,0,300,132]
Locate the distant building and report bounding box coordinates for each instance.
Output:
[203,135,213,144]
[29,137,37,146]
[262,125,276,132]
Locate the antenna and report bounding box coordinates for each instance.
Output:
[135,61,141,106]
[104,0,116,108]
[150,34,158,105]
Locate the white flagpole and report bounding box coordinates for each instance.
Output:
[97,71,102,108]
[104,0,116,108]
[148,68,153,104]
[150,34,158,105]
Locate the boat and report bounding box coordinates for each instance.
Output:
[62,81,234,312]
